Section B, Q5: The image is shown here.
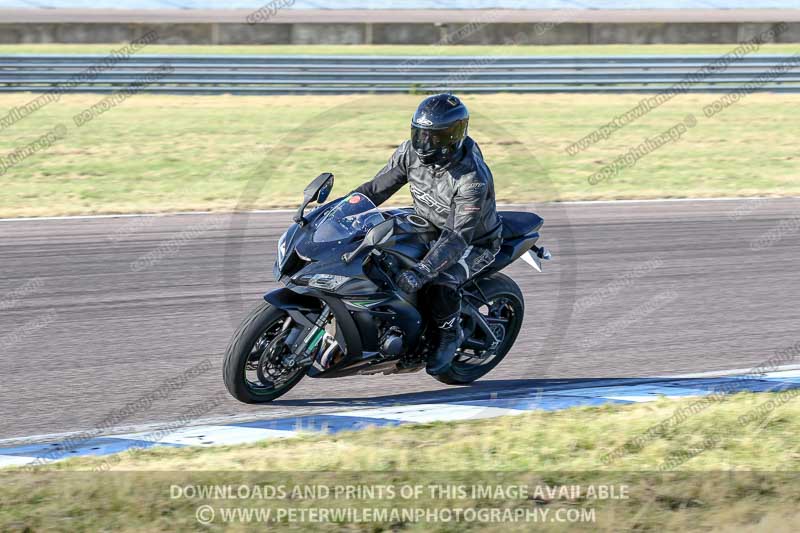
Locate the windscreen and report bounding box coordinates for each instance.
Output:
[312,193,385,243]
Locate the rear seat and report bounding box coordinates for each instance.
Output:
[499,211,544,239]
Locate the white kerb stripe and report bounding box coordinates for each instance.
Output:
[111,425,297,447]
[0,455,37,468]
[329,403,521,423]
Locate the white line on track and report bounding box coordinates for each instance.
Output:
[0,196,794,223]
[668,363,800,379]
[554,196,795,206]
[0,209,297,223]
[2,363,799,448]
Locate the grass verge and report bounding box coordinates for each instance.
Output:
[1,91,798,218]
[2,392,800,531]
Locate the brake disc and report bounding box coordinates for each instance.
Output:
[257,329,293,385]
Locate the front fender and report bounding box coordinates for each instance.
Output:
[263,287,320,312]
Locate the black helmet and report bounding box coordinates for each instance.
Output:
[410,93,469,166]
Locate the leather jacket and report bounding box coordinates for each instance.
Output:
[355,136,502,276]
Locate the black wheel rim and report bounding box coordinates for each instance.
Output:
[243,317,304,395]
[453,295,519,369]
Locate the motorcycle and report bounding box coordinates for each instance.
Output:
[223,173,551,403]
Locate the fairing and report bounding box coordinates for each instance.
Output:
[270,184,542,378]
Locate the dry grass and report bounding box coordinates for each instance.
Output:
[1,91,799,217]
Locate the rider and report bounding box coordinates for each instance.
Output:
[354,93,502,376]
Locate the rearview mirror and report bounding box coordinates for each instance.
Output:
[295,173,334,225]
[363,218,395,246]
[316,176,333,204]
[342,218,395,264]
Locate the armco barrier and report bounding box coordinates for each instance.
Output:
[1,54,799,94]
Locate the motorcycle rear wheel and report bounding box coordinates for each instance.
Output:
[434,272,525,385]
[223,301,306,404]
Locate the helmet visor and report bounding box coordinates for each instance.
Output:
[410,126,451,156]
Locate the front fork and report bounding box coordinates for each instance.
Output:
[282,303,334,367]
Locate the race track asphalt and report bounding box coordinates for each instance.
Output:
[1,198,798,441]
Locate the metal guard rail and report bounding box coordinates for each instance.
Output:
[1,54,798,94]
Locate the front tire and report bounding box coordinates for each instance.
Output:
[434,273,525,385]
[223,302,306,404]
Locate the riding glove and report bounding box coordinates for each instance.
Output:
[397,265,434,293]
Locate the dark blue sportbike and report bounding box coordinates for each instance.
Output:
[223,173,550,403]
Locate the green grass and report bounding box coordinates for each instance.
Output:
[2,393,800,531]
[1,43,799,56]
[1,91,798,217]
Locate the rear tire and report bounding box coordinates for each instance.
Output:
[434,273,525,385]
[223,301,306,404]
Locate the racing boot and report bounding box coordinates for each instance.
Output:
[426,311,464,376]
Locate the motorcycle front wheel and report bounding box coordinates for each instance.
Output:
[434,272,525,385]
[223,302,306,404]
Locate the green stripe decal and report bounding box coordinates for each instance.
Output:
[308,328,326,351]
